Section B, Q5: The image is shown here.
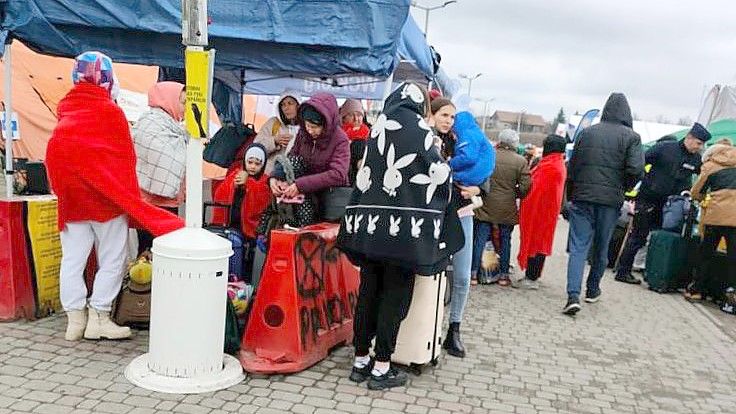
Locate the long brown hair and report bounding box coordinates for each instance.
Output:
[430,98,455,115]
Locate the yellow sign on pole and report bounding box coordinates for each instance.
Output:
[184,47,215,139]
[25,199,63,317]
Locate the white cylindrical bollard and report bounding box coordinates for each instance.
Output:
[125,227,244,393]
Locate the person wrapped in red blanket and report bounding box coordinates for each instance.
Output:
[212,143,271,276]
[45,51,184,342]
[516,134,568,288]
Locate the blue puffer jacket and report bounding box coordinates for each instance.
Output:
[450,111,495,186]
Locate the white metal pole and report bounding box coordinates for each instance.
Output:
[4,44,13,198]
[185,136,204,228]
[481,100,489,133]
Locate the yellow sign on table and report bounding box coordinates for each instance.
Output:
[25,199,63,316]
[184,47,215,139]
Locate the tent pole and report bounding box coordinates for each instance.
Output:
[380,72,394,110]
[4,43,13,198]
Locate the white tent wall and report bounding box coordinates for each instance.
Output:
[568,114,685,144]
[697,85,736,125]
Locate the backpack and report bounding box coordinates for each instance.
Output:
[203,123,257,168]
[661,193,691,233]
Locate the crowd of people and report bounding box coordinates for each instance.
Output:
[45,51,735,391]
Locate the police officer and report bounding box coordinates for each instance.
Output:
[615,123,710,284]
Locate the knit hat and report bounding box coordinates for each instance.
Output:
[243,143,267,178]
[72,51,115,94]
[245,145,266,164]
[340,99,364,118]
[542,134,566,156]
[689,122,712,142]
[498,128,520,148]
[301,105,324,126]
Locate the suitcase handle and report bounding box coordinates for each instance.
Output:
[203,201,232,227]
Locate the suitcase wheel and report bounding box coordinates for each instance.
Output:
[430,358,439,367]
[408,363,423,376]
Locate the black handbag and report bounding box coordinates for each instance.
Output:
[203,123,256,168]
[319,187,354,222]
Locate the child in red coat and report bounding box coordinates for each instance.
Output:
[213,143,271,278]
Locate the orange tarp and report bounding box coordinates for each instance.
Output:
[0,41,158,161]
[1,42,235,180]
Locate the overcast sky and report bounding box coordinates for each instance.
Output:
[410,0,736,124]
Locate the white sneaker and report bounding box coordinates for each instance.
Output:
[84,307,131,340]
[510,275,524,289]
[64,310,87,341]
[522,278,539,290]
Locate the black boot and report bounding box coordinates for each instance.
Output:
[442,322,466,358]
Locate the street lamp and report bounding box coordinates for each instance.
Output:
[476,97,495,134]
[411,0,458,41]
[459,72,482,96]
[517,109,527,132]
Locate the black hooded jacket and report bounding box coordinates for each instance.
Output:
[567,93,645,207]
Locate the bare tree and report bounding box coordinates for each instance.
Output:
[677,116,693,126]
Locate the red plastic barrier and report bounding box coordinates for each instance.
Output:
[240,223,360,374]
[0,199,35,321]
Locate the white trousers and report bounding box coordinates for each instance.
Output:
[59,215,128,312]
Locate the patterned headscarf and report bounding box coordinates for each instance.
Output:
[72,51,115,94]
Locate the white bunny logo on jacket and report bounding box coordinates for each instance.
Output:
[337,82,464,275]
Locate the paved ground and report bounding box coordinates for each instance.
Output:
[2,220,736,414]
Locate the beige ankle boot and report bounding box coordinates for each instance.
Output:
[84,307,131,340]
[65,309,88,341]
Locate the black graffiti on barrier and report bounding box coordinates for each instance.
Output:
[294,233,328,299]
[294,233,356,348]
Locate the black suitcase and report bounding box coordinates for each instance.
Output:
[203,202,246,281]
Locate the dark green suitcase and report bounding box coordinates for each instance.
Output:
[645,230,689,293]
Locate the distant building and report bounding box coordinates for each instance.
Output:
[489,110,547,133]
[477,110,548,146]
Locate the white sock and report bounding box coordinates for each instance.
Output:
[372,361,390,376]
[354,355,370,368]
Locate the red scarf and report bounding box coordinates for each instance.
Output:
[46,83,184,236]
[342,123,370,141]
[517,153,567,270]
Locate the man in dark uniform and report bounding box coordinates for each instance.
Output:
[615,123,710,284]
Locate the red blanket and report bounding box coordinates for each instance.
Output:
[46,83,184,236]
[517,153,567,270]
[212,168,271,238]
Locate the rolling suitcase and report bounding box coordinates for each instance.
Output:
[392,272,446,374]
[645,230,689,293]
[204,202,245,280]
[646,199,699,293]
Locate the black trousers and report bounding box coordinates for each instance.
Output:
[137,206,180,256]
[353,259,415,362]
[694,225,736,294]
[525,254,546,281]
[616,199,663,277]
